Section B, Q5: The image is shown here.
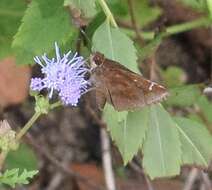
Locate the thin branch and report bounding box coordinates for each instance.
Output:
[84,100,116,190]
[46,173,63,190]
[26,134,106,190]
[183,168,199,190]
[130,162,155,190]
[84,102,107,128]
[127,0,143,44]
[200,171,212,190]
[117,17,211,40]
[101,128,116,190]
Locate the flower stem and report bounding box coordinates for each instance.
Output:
[98,0,118,28]
[16,112,41,141]
[50,101,62,110]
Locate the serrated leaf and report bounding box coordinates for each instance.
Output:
[0,169,38,188]
[12,0,75,64]
[92,20,138,72]
[142,104,181,179]
[175,117,212,166]
[0,0,26,59]
[165,85,201,107]
[64,0,97,18]
[5,143,38,172]
[104,104,149,164]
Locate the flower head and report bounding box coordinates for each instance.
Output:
[30,42,90,106]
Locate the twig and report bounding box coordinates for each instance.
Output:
[200,171,212,190]
[183,168,199,190]
[84,100,116,189]
[46,173,63,190]
[149,55,158,81]
[101,128,116,190]
[26,134,106,190]
[84,101,107,128]
[130,162,155,190]
[200,183,206,190]
[127,0,143,44]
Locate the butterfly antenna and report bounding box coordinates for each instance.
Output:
[79,28,92,48]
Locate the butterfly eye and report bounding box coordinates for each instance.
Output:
[93,52,105,65]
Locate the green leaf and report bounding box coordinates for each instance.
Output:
[5,144,38,172]
[107,0,128,16]
[162,66,186,88]
[86,12,106,42]
[207,0,212,17]
[0,169,38,188]
[92,20,138,72]
[197,95,212,124]
[130,0,162,27]
[12,0,75,64]
[142,104,181,179]
[175,117,212,166]
[64,0,97,18]
[0,0,26,59]
[104,104,149,164]
[165,85,201,107]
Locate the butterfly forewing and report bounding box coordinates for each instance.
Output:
[91,52,168,111]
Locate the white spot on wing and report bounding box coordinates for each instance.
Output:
[149,82,156,91]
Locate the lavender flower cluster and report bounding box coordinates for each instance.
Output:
[30,43,90,106]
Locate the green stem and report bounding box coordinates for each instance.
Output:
[165,17,211,36]
[50,101,62,110]
[98,0,118,28]
[131,17,212,40]
[16,112,41,141]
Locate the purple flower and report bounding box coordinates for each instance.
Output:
[30,42,90,106]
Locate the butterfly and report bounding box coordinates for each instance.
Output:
[89,52,169,111]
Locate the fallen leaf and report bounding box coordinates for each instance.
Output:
[71,163,105,190]
[70,163,183,190]
[0,57,31,107]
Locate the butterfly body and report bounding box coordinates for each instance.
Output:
[90,52,168,111]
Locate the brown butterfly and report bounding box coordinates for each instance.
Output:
[90,52,168,111]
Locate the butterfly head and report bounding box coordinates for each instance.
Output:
[91,52,105,65]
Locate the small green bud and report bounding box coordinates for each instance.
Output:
[0,120,17,152]
[34,95,50,114]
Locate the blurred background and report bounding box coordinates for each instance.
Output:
[0,0,211,189]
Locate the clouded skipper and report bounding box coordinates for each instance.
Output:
[90,52,168,111]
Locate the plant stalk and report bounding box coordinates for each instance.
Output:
[16,112,41,141]
[98,0,118,28]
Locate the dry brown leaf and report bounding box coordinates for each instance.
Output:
[71,163,105,190]
[70,163,183,190]
[0,57,31,107]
